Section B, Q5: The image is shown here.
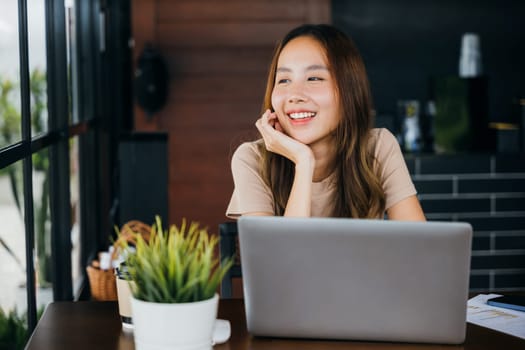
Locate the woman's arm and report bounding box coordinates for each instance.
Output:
[282,155,314,217]
[386,195,426,221]
[255,110,315,217]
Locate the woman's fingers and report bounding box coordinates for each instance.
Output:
[257,110,293,149]
[255,110,313,165]
[256,110,276,138]
[255,109,270,131]
[274,119,283,133]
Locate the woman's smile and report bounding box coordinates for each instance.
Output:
[287,110,317,124]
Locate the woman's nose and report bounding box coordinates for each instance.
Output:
[288,95,306,103]
[287,87,308,103]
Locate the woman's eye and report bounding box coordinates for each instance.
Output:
[308,77,323,81]
[277,78,290,84]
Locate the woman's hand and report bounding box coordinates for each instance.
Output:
[255,109,314,167]
[256,109,315,217]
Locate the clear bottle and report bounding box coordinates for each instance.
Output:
[459,33,482,78]
[398,100,421,152]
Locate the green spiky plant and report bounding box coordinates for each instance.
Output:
[0,308,27,350]
[0,306,45,350]
[118,216,234,303]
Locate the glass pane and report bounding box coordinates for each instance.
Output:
[28,0,48,136]
[0,1,22,147]
[70,136,82,292]
[65,0,77,124]
[0,161,26,313]
[32,147,52,310]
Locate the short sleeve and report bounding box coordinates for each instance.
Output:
[373,129,417,210]
[226,141,275,218]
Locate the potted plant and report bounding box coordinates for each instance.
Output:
[117,216,233,350]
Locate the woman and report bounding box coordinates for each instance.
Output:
[226,24,425,221]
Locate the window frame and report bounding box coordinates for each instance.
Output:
[0,0,131,334]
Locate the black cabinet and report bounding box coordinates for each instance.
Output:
[118,132,168,226]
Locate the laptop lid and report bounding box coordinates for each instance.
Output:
[237,216,472,344]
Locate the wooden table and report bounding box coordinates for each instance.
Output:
[26,299,525,349]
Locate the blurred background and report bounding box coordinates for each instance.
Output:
[0,0,523,342]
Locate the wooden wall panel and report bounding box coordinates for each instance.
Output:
[166,76,267,102]
[131,0,331,245]
[158,21,305,47]
[164,47,273,75]
[158,0,308,21]
[161,102,261,134]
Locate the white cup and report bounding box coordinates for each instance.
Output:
[115,264,134,330]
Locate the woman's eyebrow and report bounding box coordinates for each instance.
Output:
[276,67,292,73]
[306,64,328,71]
[276,65,328,73]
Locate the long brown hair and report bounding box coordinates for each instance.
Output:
[260,24,385,218]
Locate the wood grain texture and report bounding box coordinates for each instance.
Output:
[157,0,308,21]
[158,21,304,48]
[162,47,274,75]
[26,300,525,349]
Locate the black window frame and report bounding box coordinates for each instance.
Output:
[0,0,132,334]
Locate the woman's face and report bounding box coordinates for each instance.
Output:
[271,36,341,148]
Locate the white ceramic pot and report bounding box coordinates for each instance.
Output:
[131,293,219,350]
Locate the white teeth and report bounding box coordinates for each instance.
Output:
[288,112,316,119]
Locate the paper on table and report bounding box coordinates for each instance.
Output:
[467,294,525,340]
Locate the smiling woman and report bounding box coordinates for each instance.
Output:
[226,24,426,221]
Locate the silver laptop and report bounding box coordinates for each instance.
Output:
[237,216,472,344]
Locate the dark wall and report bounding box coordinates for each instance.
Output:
[333,0,525,123]
[405,153,525,292]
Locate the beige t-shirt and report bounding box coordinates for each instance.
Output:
[226,128,416,218]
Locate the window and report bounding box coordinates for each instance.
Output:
[0,0,131,336]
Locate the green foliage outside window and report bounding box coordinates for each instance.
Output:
[0,307,45,350]
[0,68,51,286]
